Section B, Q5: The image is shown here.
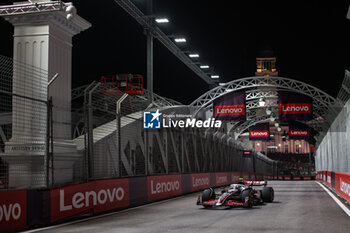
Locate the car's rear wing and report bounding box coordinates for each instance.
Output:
[244,180,267,186]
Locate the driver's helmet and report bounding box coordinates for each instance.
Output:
[228,184,242,192]
[238,177,245,185]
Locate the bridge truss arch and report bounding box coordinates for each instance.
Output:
[190,76,342,142]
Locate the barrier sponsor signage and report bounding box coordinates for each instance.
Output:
[326,171,332,188]
[215,173,229,186]
[303,176,311,180]
[147,175,182,202]
[0,190,27,232]
[249,123,270,141]
[50,179,129,223]
[335,172,350,203]
[231,172,240,183]
[190,173,211,192]
[278,92,313,121]
[213,91,246,121]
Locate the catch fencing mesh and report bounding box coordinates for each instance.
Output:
[0,54,277,190]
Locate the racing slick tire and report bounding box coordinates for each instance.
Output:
[261,186,274,203]
[202,188,215,208]
[241,189,253,208]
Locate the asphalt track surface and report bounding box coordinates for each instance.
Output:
[27,181,350,233]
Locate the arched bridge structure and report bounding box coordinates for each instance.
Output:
[190,76,342,144]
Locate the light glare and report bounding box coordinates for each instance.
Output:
[155,18,169,23]
[189,54,199,58]
[174,38,186,43]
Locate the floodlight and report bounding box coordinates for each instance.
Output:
[174,38,186,43]
[189,54,199,58]
[155,18,169,23]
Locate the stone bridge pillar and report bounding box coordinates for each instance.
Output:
[1,0,91,188]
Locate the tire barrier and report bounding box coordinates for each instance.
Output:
[317,171,350,204]
[0,171,314,232]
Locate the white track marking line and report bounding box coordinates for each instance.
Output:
[316,181,350,217]
[21,194,190,233]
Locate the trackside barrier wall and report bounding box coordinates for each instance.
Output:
[0,172,316,232]
[317,171,350,204]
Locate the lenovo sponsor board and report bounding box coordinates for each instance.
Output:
[280,103,311,115]
[278,92,313,121]
[335,172,350,203]
[250,131,269,138]
[327,172,332,187]
[50,179,129,222]
[231,172,240,183]
[147,175,182,201]
[214,105,245,116]
[215,173,229,186]
[289,129,309,137]
[213,91,246,122]
[191,173,211,192]
[249,123,270,141]
[0,190,27,232]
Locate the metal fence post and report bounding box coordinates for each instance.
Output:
[116,93,128,177]
[47,73,59,187]
[87,83,100,179]
[145,129,149,176]
[83,81,96,181]
[46,98,50,188]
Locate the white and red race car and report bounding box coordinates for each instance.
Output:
[196,180,274,208]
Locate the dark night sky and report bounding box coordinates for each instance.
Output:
[1,0,350,104]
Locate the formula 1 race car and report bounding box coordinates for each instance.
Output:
[196,180,274,208]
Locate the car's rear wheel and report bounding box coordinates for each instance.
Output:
[241,189,253,208]
[261,186,274,202]
[202,188,215,208]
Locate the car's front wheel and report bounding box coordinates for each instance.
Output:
[241,189,253,208]
[202,188,215,208]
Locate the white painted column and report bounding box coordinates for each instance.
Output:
[1,0,91,188]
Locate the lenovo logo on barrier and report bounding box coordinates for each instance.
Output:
[214,105,245,116]
[280,103,311,114]
[192,177,209,187]
[51,179,129,223]
[290,129,309,136]
[0,190,26,232]
[191,173,211,192]
[150,180,180,194]
[250,130,269,137]
[216,173,228,185]
[0,203,21,222]
[340,178,350,197]
[148,175,182,201]
[59,188,125,211]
